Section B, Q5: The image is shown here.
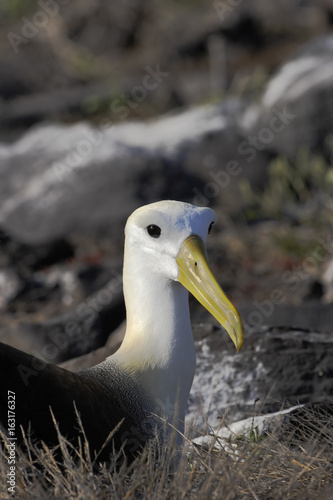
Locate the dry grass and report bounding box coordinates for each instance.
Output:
[1,407,333,499]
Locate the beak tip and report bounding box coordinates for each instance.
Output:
[228,316,244,352]
[231,323,244,352]
[236,341,243,352]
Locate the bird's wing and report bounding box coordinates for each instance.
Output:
[0,342,148,463]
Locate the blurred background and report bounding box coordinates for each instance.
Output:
[1,0,333,365]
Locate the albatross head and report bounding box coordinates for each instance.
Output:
[123,200,243,351]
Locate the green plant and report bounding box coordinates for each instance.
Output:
[240,147,333,224]
[0,0,37,20]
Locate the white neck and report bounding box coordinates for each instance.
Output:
[109,246,196,431]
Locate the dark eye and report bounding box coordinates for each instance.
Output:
[147,224,161,238]
[208,222,214,234]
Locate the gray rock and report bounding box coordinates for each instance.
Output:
[192,402,333,452]
[239,301,333,333]
[59,321,126,372]
[187,324,333,432]
[241,35,333,157]
[0,271,125,363]
[0,269,22,312]
[0,102,268,245]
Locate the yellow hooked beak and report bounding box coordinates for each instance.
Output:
[176,235,244,351]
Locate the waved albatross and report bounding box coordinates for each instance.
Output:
[0,201,243,464]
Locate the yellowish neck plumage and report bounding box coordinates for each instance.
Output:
[109,242,196,433]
